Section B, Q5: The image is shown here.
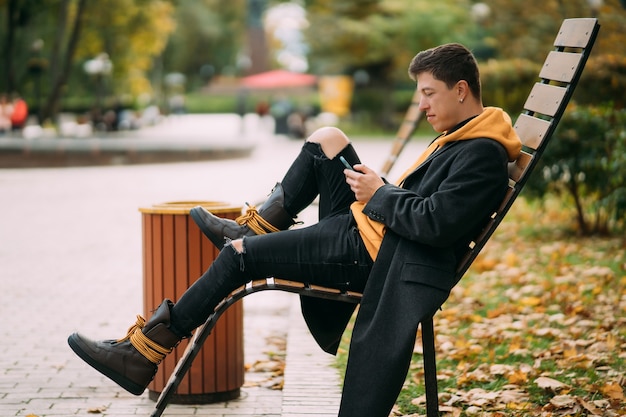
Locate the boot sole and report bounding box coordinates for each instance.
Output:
[189,208,226,250]
[67,333,147,396]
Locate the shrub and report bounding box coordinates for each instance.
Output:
[479,58,541,115]
[523,104,626,235]
[576,54,626,109]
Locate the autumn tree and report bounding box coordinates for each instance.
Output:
[480,0,626,62]
[302,0,475,126]
[159,0,247,90]
[0,0,177,123]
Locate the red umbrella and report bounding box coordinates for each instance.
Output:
[240,70,317,89]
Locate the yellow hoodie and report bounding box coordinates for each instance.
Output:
[351,107,522,260]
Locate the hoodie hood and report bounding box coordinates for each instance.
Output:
[395,107,522,186]
[440,106,521,162]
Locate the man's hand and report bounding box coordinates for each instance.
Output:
[344,164,385,203]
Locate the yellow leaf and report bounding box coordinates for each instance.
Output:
[506,402,534,410]
[601,382,624,400]
[606,332,617,350]
[563,346,579,359]
[504,251,519,267]
[520,296,542,307]
[507,369,528,385]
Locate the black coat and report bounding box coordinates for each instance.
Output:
[300,137,510,416]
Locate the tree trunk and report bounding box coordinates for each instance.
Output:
[3,0,19,93]
[48,0,70,85]
[567,177,589,235]
[40,0,88,123]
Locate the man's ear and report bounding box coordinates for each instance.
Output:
[454,80,471,103]
[456,80,470,101]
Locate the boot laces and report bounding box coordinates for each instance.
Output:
[235,204,280,235]
[117,315,173,365]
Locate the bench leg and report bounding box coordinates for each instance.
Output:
[150,314,218,417]
[421,317,439,417]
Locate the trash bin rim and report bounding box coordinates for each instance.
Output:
[139,201,242,215]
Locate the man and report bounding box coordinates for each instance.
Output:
[68,43,521,417]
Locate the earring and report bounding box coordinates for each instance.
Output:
[459,98,464,103]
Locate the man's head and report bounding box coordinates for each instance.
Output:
[408,43,483,132]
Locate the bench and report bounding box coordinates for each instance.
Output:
[379,88,424,177]
[150,18,600,417]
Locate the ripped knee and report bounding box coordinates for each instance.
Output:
[229,238,244,253]
[306,126,350,159]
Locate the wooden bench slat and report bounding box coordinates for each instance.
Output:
[524,83,567,117]
[508,151,533,183]
[396,123,416,141]
[404,102,423,122]
[554,18,598,48]
[250,279,271,290]
[380,90,423,177]
[272,278,306,289]
[539,51,584,83]
[345,290,364,299]
[514,113,551,150]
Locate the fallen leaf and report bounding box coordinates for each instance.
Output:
[534,376,569,392]
[601,382,624,401]
[438,405,462,417]
[577,396,604,415]
[507,368,528,385]
[550,394,576,408]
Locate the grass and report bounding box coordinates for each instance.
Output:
[335,196,626,416]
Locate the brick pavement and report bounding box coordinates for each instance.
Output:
[0,115,428,416]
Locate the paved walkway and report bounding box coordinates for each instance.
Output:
[0,114,428,416]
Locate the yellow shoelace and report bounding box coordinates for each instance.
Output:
[117,315,173,365]
[235,205,279,235]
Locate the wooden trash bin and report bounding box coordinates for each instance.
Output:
[139,201,244,404]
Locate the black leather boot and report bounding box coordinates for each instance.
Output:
[190,182,296,250]
[67,299,182,395]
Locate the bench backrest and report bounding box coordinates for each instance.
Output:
[454,18,600,283]
[380,89,424,177]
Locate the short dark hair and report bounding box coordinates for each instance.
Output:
[408,43,481,100]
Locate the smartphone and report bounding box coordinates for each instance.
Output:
[339,156,355,171]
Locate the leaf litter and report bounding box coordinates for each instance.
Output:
[391,199,626,416]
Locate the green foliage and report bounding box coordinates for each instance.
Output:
[76,0,176,97]
[304,0,475,77]
[479,58,541,115]
[4,0,626,128]
[523,105,626,235]
[480,0,626,62]
[160,0,247,90]
[576,54,626,109]
[184,93,238,113]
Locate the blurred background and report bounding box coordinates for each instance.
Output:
[0,0,624,137]
[1,1,625,235]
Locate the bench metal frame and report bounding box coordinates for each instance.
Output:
[150,18,599,417]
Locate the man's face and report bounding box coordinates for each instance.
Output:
[416,72,461,133]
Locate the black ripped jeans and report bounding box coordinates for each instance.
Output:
[170,142,373,335]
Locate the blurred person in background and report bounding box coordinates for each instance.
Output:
[0,94,14,134]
